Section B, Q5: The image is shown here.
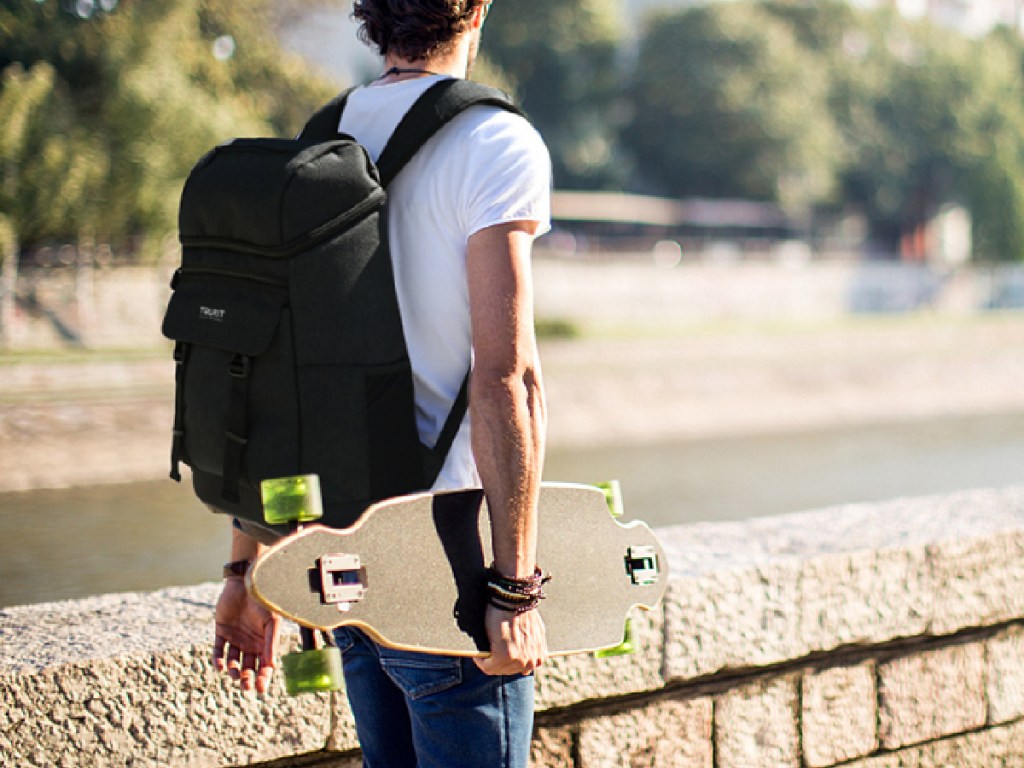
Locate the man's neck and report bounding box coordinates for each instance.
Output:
[379,34,475,84]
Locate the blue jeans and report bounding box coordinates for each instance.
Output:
[333,627,535,768]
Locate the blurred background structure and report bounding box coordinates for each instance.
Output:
[4,0,1024,277]
[4,0,1024,605]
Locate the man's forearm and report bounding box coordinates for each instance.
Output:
[228,524,266,565]
[471,364,546,579]
[466,221,547,580]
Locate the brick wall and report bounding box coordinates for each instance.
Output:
[3,486,1024,767]
[532,626,1024,768]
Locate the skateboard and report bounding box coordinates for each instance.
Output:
[247,475,668,695]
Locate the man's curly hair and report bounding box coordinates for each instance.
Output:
[352,0,489,61]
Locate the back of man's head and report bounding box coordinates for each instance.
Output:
[353,0,490,60]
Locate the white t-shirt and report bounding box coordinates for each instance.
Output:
[338,76,552,489]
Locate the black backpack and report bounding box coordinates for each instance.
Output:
[161,79,521,536]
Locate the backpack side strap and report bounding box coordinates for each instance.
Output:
[421,371,470,484]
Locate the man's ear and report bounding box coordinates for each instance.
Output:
[471,0,491,29]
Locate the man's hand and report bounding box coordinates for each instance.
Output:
[474,605,547,676]
[213,578,281,694]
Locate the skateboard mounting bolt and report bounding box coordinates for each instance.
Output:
[319,553,367,605]
[625,546,659,586]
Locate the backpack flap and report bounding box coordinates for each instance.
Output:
[161,275,285,356]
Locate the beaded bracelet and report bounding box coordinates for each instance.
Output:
[485,566,550,614]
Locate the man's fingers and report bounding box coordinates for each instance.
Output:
[212,634,226,671]
[474,650,541,676]
[263,617,280,669]
[240,653,259,691]
[256,664,275,694]
[224,645,243,680]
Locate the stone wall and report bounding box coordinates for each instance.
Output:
[3,486,1024,767]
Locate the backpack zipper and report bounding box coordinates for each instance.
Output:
[179,186,386,258]
[172,266,288,290]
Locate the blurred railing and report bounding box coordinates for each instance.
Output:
[6,253,1024,352]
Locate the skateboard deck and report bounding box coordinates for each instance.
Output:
[247,482,668,657]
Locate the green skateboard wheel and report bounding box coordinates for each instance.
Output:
[261,474,324,525]
[594,618,636,658]
[281,646,343,695]
[595,480,624,518]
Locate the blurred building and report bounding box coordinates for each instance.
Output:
[926,0,1024,35]
[633,0,1024,36]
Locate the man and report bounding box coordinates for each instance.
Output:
[212,1,551,765]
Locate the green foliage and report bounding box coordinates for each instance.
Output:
[625,1,840,211]
[484,0,625,189]
[621,0,1024,259]
[4,0,1024,261]
[0,0,337,253]
[0,62,107,244]
[829,9,1024,258]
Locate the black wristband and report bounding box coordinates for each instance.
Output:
[222,559,251,580]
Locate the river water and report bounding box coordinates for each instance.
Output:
[3,410,1024,608]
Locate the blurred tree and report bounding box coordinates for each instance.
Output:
[0,61,105,345]
[832,10,1024,259]
[0,0,337,254]
[484,0,625,189]
[0,62,106,245]
[623,0,1024,259]
[623,1,841,211]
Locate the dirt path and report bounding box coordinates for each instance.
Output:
[4,313,1024,492]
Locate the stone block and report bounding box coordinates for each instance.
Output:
[801,661,877,767]
[663,563,802,682]
[0,584,336,768]
[0,648,331,768]
[577,696,712,768]
[535,607,664,710]
[986,624,1024,724]
[841,718,1024,768]
[928,530,1024,635]
[878,642,986,749]
[325,691,359,753]
[714,675,799,768]
[531,725,574,768]
[799,547,930,652]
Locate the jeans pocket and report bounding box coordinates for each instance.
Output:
[380,653,463,700]
[331,627,356,654]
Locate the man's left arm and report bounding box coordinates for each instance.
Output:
[466,219,548,676]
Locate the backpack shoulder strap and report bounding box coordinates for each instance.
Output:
[376,78,523,187]
[297,87,357,142]
[296,79,523,186]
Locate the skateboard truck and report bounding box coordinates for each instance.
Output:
[319,553,367,609]
[259,474,345,695]
[625,545,660,586]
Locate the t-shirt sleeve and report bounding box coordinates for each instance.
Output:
[459,109,553,238]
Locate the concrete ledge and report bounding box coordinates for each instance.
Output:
[4,486,1024,766]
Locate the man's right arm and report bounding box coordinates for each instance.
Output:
[213,525,280,693]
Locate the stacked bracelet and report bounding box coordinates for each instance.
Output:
[485,566,550,614]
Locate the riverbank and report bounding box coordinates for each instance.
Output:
[3,312,1024,493]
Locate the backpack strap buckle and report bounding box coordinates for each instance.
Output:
[169,341,191,482]
[229,354,251,378]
